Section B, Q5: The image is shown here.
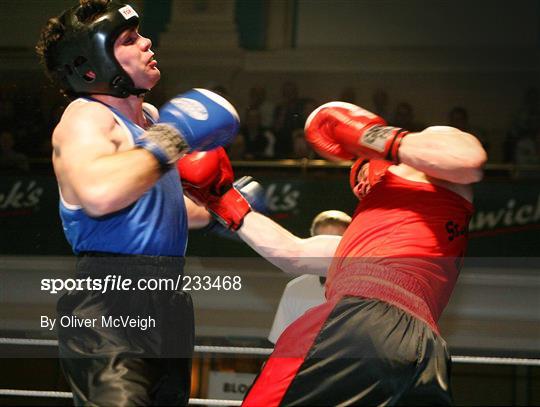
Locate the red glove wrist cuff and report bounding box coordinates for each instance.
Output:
[387,129,409,163]
[208,188,251,231]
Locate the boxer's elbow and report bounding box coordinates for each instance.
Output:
[461,146,487,184]
[78,185,124,217]
[462,167,484,184]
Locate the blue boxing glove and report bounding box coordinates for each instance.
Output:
[137,89,240,167]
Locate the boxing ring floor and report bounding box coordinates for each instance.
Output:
[1,255,539,405]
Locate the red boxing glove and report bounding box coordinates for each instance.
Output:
[177,147,251,231]
[304,102,409,163]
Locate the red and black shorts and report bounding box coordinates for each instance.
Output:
[243,296,452,406]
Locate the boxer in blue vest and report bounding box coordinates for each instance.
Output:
[36,1,240,404]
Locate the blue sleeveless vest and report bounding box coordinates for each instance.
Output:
[59,99,188,256]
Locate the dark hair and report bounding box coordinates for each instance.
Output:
[36,0,110,97]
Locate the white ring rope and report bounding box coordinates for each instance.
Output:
[1,337,539,366]
[451,355,540,366]
[0,389,241,405]
[0,338,273,356]
[0,337,539,404]
[0,389,71,399]
[186,398,241,406]
[195,345,272,356]
[0,338,58,347]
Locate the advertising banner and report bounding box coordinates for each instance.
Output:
[0,175,538,258]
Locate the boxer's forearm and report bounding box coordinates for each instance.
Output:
[62,148,162,217]
[238,212,341,276]
[184,196,212,229]
[398,126,487,184]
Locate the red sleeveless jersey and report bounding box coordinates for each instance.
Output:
[327,169,474,333]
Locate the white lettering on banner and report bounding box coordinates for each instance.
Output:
[0,180,44,210]
[265,183,300,212]
[469,194,540,231]
[207,371,257,400]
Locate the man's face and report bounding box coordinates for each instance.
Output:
[114,27,160,91]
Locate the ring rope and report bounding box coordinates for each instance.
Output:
[0,389,242,405]
[1,337,539,366]
[195,345,272,355]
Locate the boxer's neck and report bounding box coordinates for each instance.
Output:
[91,94,146,127]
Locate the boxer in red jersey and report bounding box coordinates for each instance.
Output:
[177,102,486,405]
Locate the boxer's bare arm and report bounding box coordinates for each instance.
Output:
[238,211,341,276]
[53,102,161,216]
[184,196,212,229]
[397,126,487,184]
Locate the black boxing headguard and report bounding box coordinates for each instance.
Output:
[53,1,146,98]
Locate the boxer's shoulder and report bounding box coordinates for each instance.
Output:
[55,99,116,140]
[60,99,114,126]
[389,164,473,202]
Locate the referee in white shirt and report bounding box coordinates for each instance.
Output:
[268,210,352,344]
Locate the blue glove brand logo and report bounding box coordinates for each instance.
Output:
[171,98,209,121]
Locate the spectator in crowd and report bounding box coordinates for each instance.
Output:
[371,88,390,122]
[0,86,16,130]
[391,101,424,132]
[448,106,490,154]
[245,85,275,130]
[239,109,275,159]
[513,131,540,166]
[292,98,319,159]
[339,86,357,104]
[273,81,305,158]
[504,87,540,163]
[225,136,245,161]
[0,130,30,173]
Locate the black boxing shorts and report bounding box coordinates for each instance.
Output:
[57,253,193,406]
[243,296,452,406]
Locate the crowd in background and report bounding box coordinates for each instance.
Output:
[227,82,538,166]
[1,81,539,174]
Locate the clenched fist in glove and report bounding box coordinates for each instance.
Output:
[137,88,240,167]
[177,147,264,231]
[304,101,409,163]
